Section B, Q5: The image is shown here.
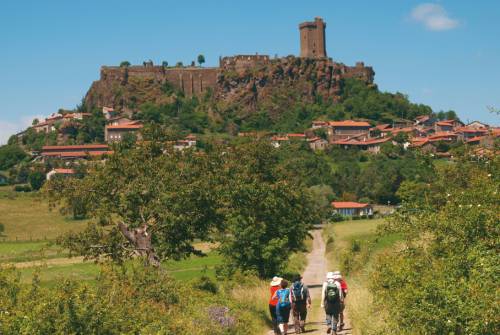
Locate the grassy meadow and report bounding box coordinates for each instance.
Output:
[0,186,88,241]
[323,218,402,335]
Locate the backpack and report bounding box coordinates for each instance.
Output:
[292,282,306,302]
[325,282,339,303]
[278,288,291,308]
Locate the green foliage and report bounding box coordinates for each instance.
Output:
[47,141,318,278]
[197,54,205,66]
[0,264,264,334]
[28,171,45,191]
[0,145,27,170]
[371,154,500,334]
[436,110,458,121]
[13,185,32,192]
[119,60,130,67]
[217,142,320,277]
[136,96,208,133]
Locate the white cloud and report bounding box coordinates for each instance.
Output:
[411,3,459,31]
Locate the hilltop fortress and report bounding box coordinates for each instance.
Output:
[84,17,374,112]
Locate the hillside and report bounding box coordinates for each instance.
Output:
[79,57,431,135]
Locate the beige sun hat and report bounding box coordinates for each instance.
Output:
[270,276,282,286]
[326,272,335,280]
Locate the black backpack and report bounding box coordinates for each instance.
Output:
[292,282,306,302]
[326,282,339,303]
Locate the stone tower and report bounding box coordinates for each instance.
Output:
[299,17,327,58]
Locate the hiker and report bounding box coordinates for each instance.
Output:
[321,272,344,335]
[273,279,292,335]
[269,276,282,335]
[291,275,311,333]
[333,271,348,331]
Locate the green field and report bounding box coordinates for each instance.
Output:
[0,186,225,285]
[0,186,88,241]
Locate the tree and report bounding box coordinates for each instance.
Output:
[120,61,131,67]
[162,60,169,67]
[32,118,39,125]
[175,61,183,67]
[0,145,27,170]
[217,142,320,277]
[47,141,318,277]
[28,170,45,190]
[197,54,205,67]
[372,154,499,334]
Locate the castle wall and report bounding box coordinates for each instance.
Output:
[220,55,270,72]
[100,66,219,97]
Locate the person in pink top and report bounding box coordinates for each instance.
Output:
[269,276,282,335]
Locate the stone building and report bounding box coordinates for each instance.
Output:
[299,17,327,58]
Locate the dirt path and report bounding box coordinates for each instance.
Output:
[268,229,352,335]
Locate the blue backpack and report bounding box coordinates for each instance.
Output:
[278,288,291,308]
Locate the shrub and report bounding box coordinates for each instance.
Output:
[13,184,31,192]
[28,170,45,190]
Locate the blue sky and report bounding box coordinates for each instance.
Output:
[1,0,499,143]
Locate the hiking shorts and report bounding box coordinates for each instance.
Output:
[276,305,291,324]
[269,304,278,320]
[293,301,308,321]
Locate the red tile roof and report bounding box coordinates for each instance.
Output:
[329,121,371,127]
[106,123,143,130]
[42,151,113,158]
[436,120,455,126]
[287,133,306,138]
[332,137,391,146]
[42,144,109,150]
[271,136,289,141]
[466,136,482,143]
[371,124,392,131]
[332,201,371,209]
[53,168,75,174]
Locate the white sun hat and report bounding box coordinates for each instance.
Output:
[270,276,282,286]
[326,272,335,279]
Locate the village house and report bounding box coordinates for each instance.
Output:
[415,115,438,127]
[466,121,489,129]
[270,135,289,148]
[410,137,436,153]
[173,135,197,151]
[332,201,373,217]
[46,168,76,180]
[455,127,489,142]
[332,137,390,154]
[311,120,330,129]
[102,107,118,120]
[105,121,143,143]
[41,144,112,160]
[329,121,371,141]
[32,112,91,134]
[428,132,458,143]
[308,137,329,150]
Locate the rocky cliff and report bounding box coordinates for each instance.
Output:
[83,56,374,118]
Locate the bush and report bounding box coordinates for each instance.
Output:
[371,154,499,334]
[13,184,32,192]
[0,144,27,170]
[28,170,45,190]
[0,264,265,335]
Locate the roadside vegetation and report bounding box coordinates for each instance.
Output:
[323,218,401,335]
